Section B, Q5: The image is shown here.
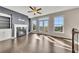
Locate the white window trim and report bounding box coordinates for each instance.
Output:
[53,15,64,33]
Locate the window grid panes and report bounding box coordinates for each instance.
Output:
[44,20,48,32]
[54,16,64,32]
[39,20,44,32]
[39,20,48,32]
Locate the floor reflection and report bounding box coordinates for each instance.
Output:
[0,34,73,53]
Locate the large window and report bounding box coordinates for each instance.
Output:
[39,17,48,32]
[44,20,48,32]
[54,16,64,33]
[39,20,44,32]
[32,20,37,31]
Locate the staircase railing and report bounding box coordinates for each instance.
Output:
[72,28,79,53]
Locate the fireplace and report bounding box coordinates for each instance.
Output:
[17,27,26,37]
[14,24,28,38]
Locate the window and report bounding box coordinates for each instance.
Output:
[39,17,49,32]
[44,20,48,32]
[32,20,37,31]
[39,20,44,32]
[54,16,64,33]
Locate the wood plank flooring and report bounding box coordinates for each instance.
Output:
[0,33,76,53]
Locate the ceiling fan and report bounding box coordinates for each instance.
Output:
[28,6,42,15]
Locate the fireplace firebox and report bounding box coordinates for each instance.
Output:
[17,27,27,37]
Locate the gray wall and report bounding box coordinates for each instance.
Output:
[0,6,29,36]
[0,7,29,24]
[31,8,79,39]
[12,12,28,25]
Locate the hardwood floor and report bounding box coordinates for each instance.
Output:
[0,34,76,53]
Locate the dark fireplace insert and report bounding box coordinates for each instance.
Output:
[17,27,26,37]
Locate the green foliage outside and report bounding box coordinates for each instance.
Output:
[55,26,63,32]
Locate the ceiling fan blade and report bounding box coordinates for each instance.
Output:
[37,12,42,14]
[37,8,42,11]
[27,11,33,13]
[29,6,34,10]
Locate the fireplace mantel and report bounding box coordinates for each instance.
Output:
[14,24,28,38]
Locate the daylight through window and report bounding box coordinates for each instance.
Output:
[54,16,64,32]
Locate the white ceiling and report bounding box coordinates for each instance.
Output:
[3,6,79,18]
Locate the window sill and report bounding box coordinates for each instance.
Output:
[54,31,64,34]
